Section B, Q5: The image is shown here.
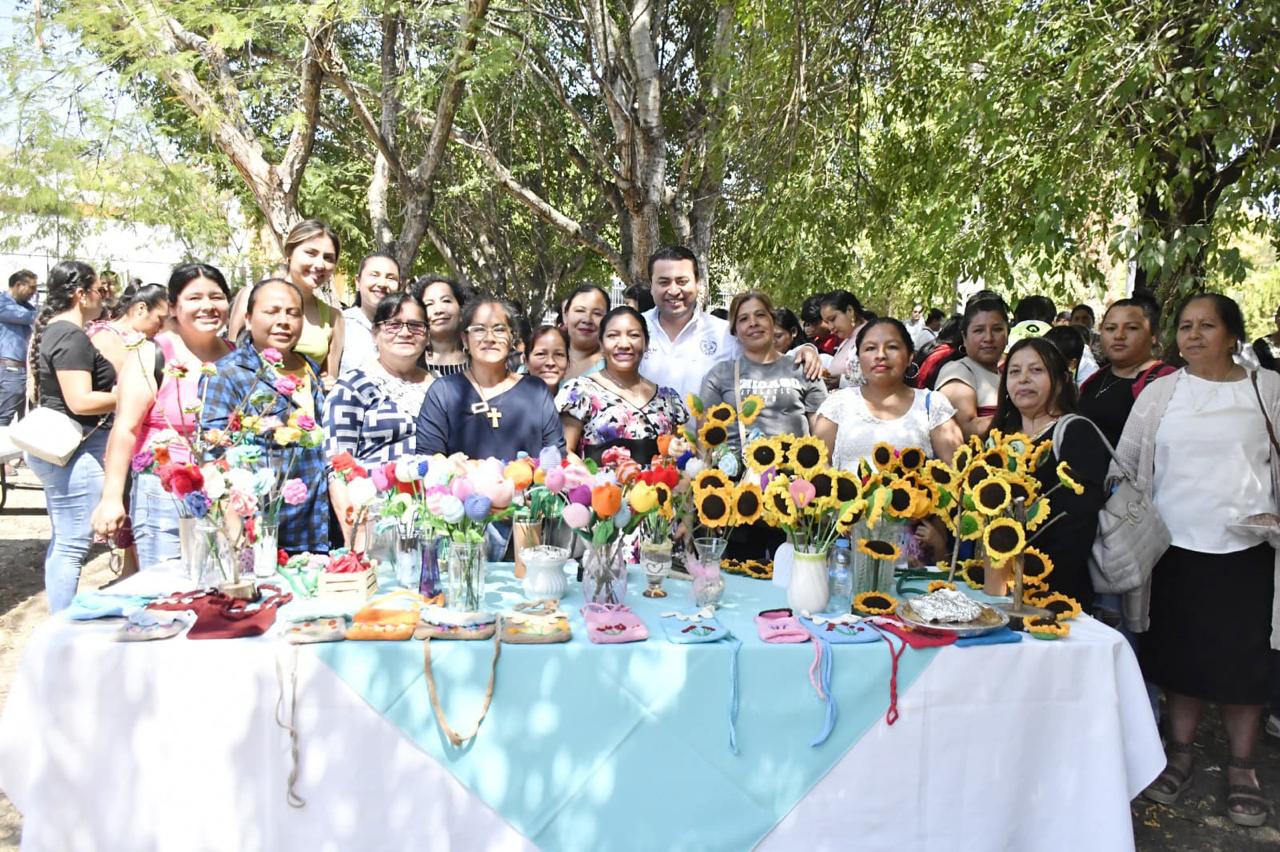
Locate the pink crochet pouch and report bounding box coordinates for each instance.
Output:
[581,603,649,644]
[755,608,811,643]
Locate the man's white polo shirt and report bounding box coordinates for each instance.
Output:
[639,308,740,399]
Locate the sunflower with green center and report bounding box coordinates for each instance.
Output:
[973,478,1012,516]
[1026,616,1069,639]
[686,394,706,418]
[1056,461,1084,495]
[871,442,898,472]
[983,518,1026,562]
[705,403,736,425]
[1020,546,1054,585]
[787,436,828,478]
[698,419,730,448]
[1000,432,1034,457]
[1024,496,1051,530]
[854,591,898,615]
[738,395,765,426]
[744,436,783,473]
[695,487,733,528]
[956,510,986,541]
[927,580,957,593]
[856,538,901,561]
[692,469,732,493]
[1027,441,1053,470]
[732,482,763,525]
[1037,592,1082,621]
[898,446,926,473]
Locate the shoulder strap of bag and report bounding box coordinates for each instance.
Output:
[422,632,502,747]
[733,357,748,453]
[1250,370,1280,457]
[1051,413,1131,479]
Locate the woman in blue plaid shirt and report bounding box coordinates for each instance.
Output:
[200,279,330,554]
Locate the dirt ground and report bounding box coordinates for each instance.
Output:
[0,462,1276,849]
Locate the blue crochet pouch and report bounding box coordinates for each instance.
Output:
[799,612,881,644]
[659,607,729,643]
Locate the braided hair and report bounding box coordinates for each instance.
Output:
[27,260,96,405]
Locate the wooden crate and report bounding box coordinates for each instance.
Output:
[316,567,378,602]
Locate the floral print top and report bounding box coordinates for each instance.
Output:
[555,376,688,455]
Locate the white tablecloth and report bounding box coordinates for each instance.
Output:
[0,614,1161,851]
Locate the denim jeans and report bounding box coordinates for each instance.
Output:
[27,430,109,612]
[130,471,183,570]
[0,365,25,426]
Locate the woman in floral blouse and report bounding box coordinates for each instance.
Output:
[557,306,687,464]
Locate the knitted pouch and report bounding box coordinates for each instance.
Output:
[581,603,649,644]
[414,605,498,641]
[755,608,811,643]
[284,617,349,644]
[500,599,571,644]
[659,607,729,643]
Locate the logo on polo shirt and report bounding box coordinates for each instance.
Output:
[700,338,717,355]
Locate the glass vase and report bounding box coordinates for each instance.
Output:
[689,536,727,607]
[852,518,908,595]
[512,519,543,579]
[392,521,425,591]
[252,520,279,579]
[445,539,486,612]
[581,539,628,605]
[640,538,673,599]
[178,517,232,586]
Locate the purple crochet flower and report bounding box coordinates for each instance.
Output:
[182,492,211,518]
[130,450,154,474]
[463,493,493,522]
[567,484,592,506]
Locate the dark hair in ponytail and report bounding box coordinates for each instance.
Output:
[27,260,97,404]
[122,283,169,314]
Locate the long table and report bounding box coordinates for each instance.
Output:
[0,567,1163,851]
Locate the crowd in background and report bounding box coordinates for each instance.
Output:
[3,217,1280,828]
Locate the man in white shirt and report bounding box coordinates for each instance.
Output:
[639,246,820,399]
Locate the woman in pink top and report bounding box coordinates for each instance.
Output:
[91,264,234,569]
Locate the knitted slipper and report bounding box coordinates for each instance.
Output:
[581,603,649,644]
[755,608,811,643]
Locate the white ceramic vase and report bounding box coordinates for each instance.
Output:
[788,549,830,613]
[521,545,570,602]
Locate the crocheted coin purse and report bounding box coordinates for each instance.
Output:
[345,590,424,641]
[500,599,572,644]
[581,602,649,644]
[659,607,729,643]
[414,604,498,641]
[755,608,811,643]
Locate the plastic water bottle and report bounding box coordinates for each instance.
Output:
[829,538,853,614]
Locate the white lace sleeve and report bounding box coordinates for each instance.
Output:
[923,390,957,429]
[816,388,848,423]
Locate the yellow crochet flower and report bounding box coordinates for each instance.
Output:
[1026,616,1069,639]
[870,442,899,473]
[737,395,765,426]
[653,482,674,520]
[1037,592,1083,621]
[956,510,985,541]
[923,459,959,491]
[1004,473,1041,507]
[951,444,973,473]
[686,393,705,418]
[983,518,1026,562]
[957,560,986,590]
[692,469,732,493]
[1025,496,1051,530]
[787,436,829,478]
[698,419,730,448]
[927,580,957,593]
[705,402,736,425]
[856,538,901,561]
[732,482,763,525]
[963,461,994,491]
[979,446,1009,473]
[744,437,784,473]
[695,487,733,528]
[832,471,863,505]
[898,446,926,473]
[973,478,1012,517]
[1027,441,1053,470]
[854,591,898,615]
[763,480,798,526]
[1056,461,1084,495]
[1020,546,1054,586]
[835,498,867,534]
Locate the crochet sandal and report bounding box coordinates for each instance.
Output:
[1142,740,1195,805]
[1225,756,1268,827]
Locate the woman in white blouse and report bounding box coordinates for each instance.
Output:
[814,317,963,470]
[1127,293,1279,827]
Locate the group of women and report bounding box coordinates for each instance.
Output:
[22,218,1280,827]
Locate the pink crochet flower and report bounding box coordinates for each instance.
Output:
[274,374,300,396]
[281,478,309,506]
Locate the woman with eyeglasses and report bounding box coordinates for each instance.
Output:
[416,296,564,459]
[339,252,401,376]
[326,292,433,543]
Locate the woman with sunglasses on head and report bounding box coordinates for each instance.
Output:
[326,292,433,543]
[228,219,345,386]
[416,296,564,459]
[339,252,402,376]
[90,264,235,569]
[25,261,117,610]
[558,306,687,464]
[202,278,330,554]
[413,276,469,378]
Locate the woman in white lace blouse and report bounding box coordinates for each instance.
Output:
[814,317,963,470]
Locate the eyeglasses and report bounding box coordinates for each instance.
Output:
[379,320,428,336]
[465,324,512,341]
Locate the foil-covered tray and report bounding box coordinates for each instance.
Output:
[896,595,1010,638]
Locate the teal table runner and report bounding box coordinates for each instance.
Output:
[309,566,940,851]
